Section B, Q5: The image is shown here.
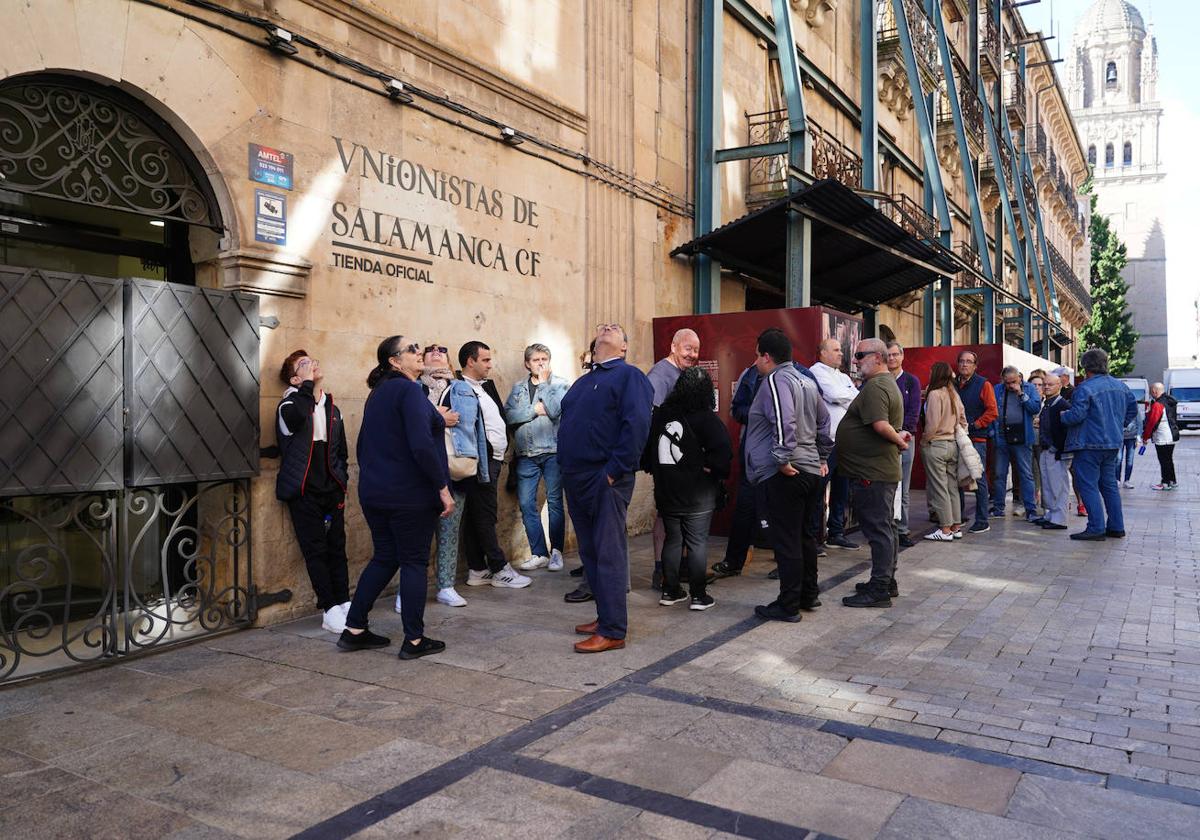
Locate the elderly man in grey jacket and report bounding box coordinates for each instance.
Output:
[745,328,833,623]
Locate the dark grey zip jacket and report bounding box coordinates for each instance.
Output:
[744,362,832,484]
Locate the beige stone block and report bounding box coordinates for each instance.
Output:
[73,0,130,81]
[19,0,82,73]
[1,10,44,78]
[120,2,184,95]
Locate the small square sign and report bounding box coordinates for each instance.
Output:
[254,189,286,245]
[249,143,294,190]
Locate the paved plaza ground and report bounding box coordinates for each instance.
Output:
[2,438,1199,839]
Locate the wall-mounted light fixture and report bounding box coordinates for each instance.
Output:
[500,127,523,146]
[149,220,165,228]
[267,27,298,56]
[385,78,413,104]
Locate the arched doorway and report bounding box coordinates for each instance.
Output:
[0,75,259,683]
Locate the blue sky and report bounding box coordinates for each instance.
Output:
[1021,0,1199,365]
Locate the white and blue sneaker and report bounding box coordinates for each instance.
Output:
[548,549,564,571]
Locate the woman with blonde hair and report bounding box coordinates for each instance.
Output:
[921,361,968,542]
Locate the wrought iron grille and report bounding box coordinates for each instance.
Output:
[880,194,939,243]
[1048,241,1091,310]
[1004,71,1026,123]
[0,480,252,683]
[0,268,125,496]
[744,112,863,204]
[877,0,940,95]
[954,240,985,283]
[980,4,1001,74]
[0,79,219,228]
[809,122,863,189]
[126,280,260,486]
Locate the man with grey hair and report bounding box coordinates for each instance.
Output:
[885,341,922,546]
[811,337,861,550]
[506,343,570,572]
[990,365,1042,522]
[837,338,909,608]
[1059,348,1138,540]
[647,328,701,589]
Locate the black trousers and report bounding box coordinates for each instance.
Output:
[850,478,899,591]
[461,459,507,573]
[764,470,822,614]
[1156,444,1177,484]
[723,471,757,568]
[287,495,349,611]
[346,505,436,642]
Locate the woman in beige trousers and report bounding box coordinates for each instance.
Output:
[921,362,967,542]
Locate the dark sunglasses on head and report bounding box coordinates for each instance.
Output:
[424,345,448,355]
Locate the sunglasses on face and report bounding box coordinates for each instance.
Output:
[424,345,448,355]
[854,350,882,361]
[391,343,421,358]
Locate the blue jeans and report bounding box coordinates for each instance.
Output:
[991,440,1037,516]
[1072,448,1123,534]
[1116,439,1136,483]
[958,441,991,527]
[516,454,564,558]
[816,448,851,538]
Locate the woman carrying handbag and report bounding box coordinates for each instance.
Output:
[921,362,975,542]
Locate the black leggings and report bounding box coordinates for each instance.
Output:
[1156,444,1177,484]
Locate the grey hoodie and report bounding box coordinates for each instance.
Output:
[744,362,833,484]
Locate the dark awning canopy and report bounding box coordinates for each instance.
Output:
[671,179,960,313]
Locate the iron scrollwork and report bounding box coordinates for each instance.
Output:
[0,81,217,227]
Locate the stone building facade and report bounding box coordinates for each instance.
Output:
[1068,0,1168,381]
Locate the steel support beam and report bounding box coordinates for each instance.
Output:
[714,141,789,163]
[772,0,812,308]
[860,0,879,192]
[693,0,722,314]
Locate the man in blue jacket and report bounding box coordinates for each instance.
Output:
[557,323,653,652]
[990,366,1042,522]
[1060,348,1138,540]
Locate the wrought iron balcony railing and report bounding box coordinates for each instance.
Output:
[979,3,1001,78]
[981,137,1014,194]
[936,74,985,151]
[1004,71,1026,125]
[1028,124,1048,169]
[953,239,984,283]
[880,193,939,244]
[1047,241,1091,310]
[744,111,863,207]
[809,120,864,188]
[877,0,940,96]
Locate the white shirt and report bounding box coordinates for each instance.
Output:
[278,386,326,441]
[810,362,859,433]
[464,376,507,460]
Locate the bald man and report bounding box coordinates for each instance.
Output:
[810,338,861,551]
[647,328,701,589]
[837,339,908,608]
[648,329,700,407]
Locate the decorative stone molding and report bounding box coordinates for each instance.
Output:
[938,137,962,184]
[791,0,838,28]
[878,64,914,121]
[216,248,313,299]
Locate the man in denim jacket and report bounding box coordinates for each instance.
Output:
[990,367,1042,522]
[1060,348,1138,541]
[505,343,570,572]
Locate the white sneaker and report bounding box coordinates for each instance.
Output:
[490,564,532,588]
[322,606,347,633]
[437,587,467,607]
[516,555,550,572]
[923,530,955,542]
[548,549,564,571]
[394,593,403,614]
[466,569,493,586]
[952,531,963,539]
[1122,481,1136,489]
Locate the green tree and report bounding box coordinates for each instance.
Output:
[1079,194,1138,375]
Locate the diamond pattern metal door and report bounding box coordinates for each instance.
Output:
[125,279,259,485]
[0,267,124,496]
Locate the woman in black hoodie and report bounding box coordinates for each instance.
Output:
[642,367,732,611]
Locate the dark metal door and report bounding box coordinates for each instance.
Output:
[0,267,124,496]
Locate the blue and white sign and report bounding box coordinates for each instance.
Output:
[254,190,287,245]
[249,143,294,190]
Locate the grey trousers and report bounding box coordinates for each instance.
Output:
[1039,450,1071,526]
[922,440,961,528]
[850,479,899,588]
[898,442,915,535]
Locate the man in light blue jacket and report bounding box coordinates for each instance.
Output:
[505,343,570,571]
[1060,348,1138,541]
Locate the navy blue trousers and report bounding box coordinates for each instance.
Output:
[346,505,436,642]
[563,470,634,640]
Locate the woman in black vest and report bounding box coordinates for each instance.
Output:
[641,367,732,611]
[338,335,455,660]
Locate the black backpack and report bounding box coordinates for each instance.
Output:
[1161,395,1181,442]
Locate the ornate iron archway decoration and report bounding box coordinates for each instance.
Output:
[0,76,222,230]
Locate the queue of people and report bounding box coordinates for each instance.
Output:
[274,325,1156,661]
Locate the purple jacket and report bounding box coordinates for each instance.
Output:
[895,370,922,434]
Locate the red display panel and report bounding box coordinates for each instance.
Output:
[652,307,862,534]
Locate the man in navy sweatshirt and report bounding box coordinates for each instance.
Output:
[557,323,653,653]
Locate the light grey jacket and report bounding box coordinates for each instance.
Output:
[744,362,832,484]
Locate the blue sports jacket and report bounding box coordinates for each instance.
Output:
[1060,374,1138,451]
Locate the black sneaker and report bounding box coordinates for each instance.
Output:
[1069,531,1106,541]
[1041,522,1067,530]
[659,589,689,606]
[399,637,446,660]
[754,603,801,623]
[898,534,917,548]
[856,578,899,598]
[827,535,859,550]
[708,561,742,580]
[797,598,822,611]
[767,568,779,580]
[569,565,584,577]
[968,522,990,533]
[842,589,892,608]
[816,546,828,558]
[337,628,391,651]
[1105,530,1126,538]
[564,587,594,603]
[689,594,716,611]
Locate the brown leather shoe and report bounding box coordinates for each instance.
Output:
[574,634,625,654]
[574,620,598,636]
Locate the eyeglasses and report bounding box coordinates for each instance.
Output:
[595,323,624,333]
[854,350,882,361]
[391,343,421,358]
[424,345,448,355]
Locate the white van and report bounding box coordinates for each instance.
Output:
[1164,368,1200,430]
[1118,376,1149,431]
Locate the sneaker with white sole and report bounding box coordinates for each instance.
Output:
[923,530,955,542]
[548,549,564,571]
[466,569,493,586]
[1122,481,1136,489]
[322,606,347,633]
[952,531,963,539]
[394,593,403,613]
[436,587,467,607]
[516,555,550,572]
[689,594,716,611]
[490,565,532,588]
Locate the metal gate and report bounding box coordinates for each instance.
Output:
[0,266,260,683]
